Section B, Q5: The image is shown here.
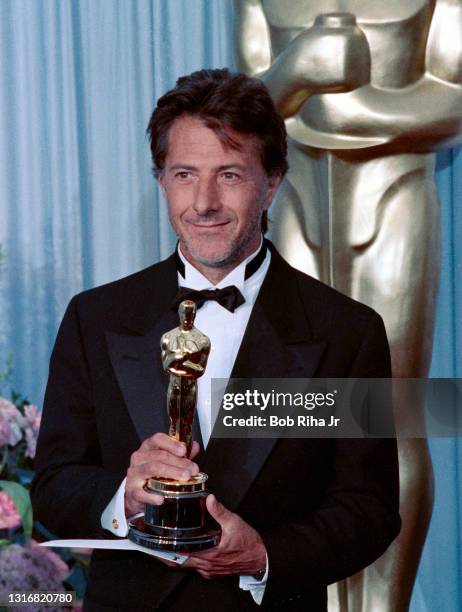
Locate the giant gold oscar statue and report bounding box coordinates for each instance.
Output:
[235,1,462,610]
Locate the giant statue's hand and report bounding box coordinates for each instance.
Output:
[124,433,201,517]
[184,495,267,578]
[263,14,370,116]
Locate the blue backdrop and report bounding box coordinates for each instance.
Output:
[0,2,460,610]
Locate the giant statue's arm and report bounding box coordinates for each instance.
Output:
[234,0,369,117]
[289,0,462,151]
[235,0,462,152]
[234,0,271,77]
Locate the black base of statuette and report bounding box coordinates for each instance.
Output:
[127,472,221,552]
[127,514,221,552]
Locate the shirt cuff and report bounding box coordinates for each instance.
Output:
[239,553,269,606]
[101,477,129,537]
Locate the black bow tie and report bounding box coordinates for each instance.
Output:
[171,285,245,313]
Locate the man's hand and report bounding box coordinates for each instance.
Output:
[184,494,267,579]
[124,433,200,517]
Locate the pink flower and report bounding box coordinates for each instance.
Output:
[23,404,41,430]
[22,404,41,459]
[0,398,24,447]
[0,491,21,529]
[24,428,37,459]
[0,414,11,448]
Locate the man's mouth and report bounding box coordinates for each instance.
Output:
[187,220,231,229]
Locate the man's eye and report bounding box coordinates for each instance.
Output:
[175,171,194,180]
[221,172,241,182]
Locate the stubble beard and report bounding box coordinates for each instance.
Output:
[172,199,266,270]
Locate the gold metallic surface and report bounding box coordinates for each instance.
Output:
[146,473,208,495]
[161,300,211,456]
[235,1,462,610]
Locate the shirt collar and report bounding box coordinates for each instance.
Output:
[176,237,270,302]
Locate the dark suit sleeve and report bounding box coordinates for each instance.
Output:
[261,312,401,603]
[31,296,126,538]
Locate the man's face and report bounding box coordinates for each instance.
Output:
[159,115,280,271]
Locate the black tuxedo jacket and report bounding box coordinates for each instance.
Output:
[31,244,400,611]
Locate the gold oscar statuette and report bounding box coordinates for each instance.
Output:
[127,300,221,551]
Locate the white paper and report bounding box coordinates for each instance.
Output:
[39,539,188,564]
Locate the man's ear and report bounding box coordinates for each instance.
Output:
[158,172,167,194]
[263,175,282,210]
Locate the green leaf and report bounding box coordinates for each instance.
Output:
[0,480,33,542]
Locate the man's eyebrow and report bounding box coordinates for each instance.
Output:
[168,163,248,172]
[169,164,197,171]
[216,164,247,172]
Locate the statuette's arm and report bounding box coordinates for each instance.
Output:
[163,349,206,376]
[161,332,211,378]
[179,341,210,375]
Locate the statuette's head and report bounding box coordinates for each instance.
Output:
[179,300,196,330]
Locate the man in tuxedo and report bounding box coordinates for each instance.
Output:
[31,69,400,611]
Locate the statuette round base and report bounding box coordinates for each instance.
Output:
[128,514,221,552]
[127,472,220,551]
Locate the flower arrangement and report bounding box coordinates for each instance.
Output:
[0,397,41,465]
[0,540,70,611]
[0,395,40,539]
[0,394,88,610]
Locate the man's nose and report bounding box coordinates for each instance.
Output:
[193,176,220,215]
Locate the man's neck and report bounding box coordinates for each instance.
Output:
[182,259,238,285]
[179,239,262,286]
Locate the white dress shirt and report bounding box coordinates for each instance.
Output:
[102,239,271,605]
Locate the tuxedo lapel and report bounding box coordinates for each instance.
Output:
[105,254,179,443]
[202,247,327,511]
[105,316,173,442]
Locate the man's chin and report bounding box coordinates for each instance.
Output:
[179,232,260,270]
[186,251,233,269]
[180,242,237,269]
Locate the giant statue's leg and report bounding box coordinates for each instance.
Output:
[269,142,322,279]
[272,150,437,611]
[341,157,438,612]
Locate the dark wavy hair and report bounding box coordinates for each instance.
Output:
[146,68,288,232]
